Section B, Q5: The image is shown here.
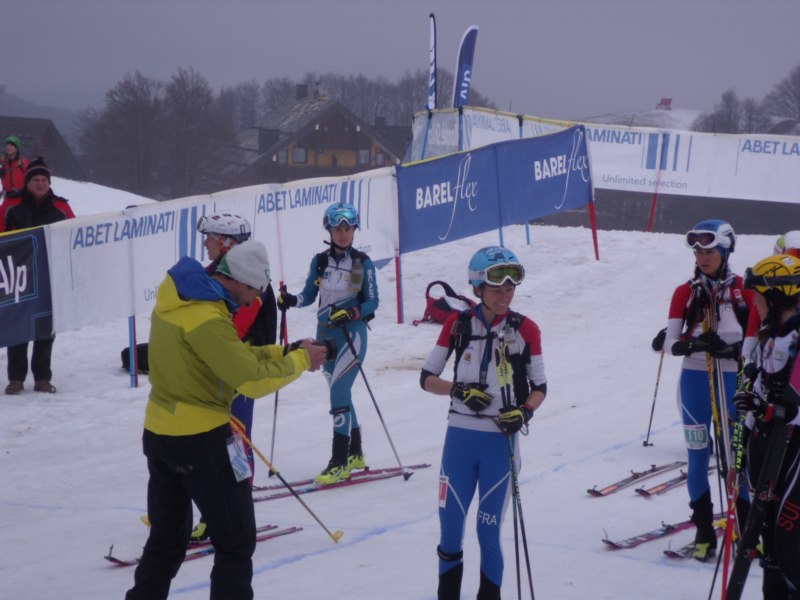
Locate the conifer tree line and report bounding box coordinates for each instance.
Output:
[77,68,494,200]
[692,64,800,134]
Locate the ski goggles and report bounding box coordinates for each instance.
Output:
[484,264,525,287]
[328,215,357,228]
[686,230,725,250]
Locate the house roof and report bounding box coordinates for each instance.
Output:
[219,96,410,186]
[0,115,85,179]
[1,115,55,154]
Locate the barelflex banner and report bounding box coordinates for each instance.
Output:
[397,126,593,253]
[0,228,54,347]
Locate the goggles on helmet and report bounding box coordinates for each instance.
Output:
[483,264,525,287]
[327,214,356,228]
[686,230,723,250]
[743,268,800,292]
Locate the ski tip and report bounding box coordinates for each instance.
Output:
[331,530,345,544]
[402,471,413,481]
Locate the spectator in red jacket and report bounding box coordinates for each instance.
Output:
[5,157,75,395]
[0,135,30,232]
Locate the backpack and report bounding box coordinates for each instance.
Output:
[315,249,375,322]
[413,281,477,326]
[121,343,150,374]
[447,309,532,406]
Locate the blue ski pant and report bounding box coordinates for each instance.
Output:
[679,368,747,502]
[438,426,516,589]
[317,320,367,436]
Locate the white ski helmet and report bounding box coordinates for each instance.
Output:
[197,212,252,243]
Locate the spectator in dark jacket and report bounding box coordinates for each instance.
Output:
[0,135,30,231]
[5,157,75,395]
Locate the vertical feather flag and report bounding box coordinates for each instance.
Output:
[452,25,479,108]
[426,13,437,110]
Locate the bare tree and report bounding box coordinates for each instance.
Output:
[218,80,261,132]
[78,71,163,196]
[763,64,800,121]
[162,68,233,197]
[692,88,768,134]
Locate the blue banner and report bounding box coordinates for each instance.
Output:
[0,228,54,347]
[497,125,593,222]
[452,25,478,108]
[397,126,593,253]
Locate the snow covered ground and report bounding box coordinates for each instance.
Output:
[0,183,773,599]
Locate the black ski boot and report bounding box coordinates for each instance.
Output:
[347,427,366,471]
[315,432,350,485]
[437,561,463,600]
[476,570,501,599]
[690,490,716,562]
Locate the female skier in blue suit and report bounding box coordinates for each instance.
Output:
[279,202,379,485]
[420,246,547,600]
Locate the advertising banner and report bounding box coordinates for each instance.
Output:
[45,168,397,333]
[411,107,800,204]
[496,126,593,222]
[397,127,594,253]
[0,228,53,347]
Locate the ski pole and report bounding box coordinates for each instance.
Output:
[268,301,288,477]
[643,349,664,446]
[508,435,535,599]
[340,323,411,480]
[231,421,344,544]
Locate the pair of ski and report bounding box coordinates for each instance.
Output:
[602,513,725,559]
[252,463,431,503]
[587,460,686,497]
[105,523,303,567]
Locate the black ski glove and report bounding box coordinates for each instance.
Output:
[710,341,742,360]
[651,328,667,352]
[277,285,297,310]
[451,382,492,412]
[496,406,531,434]
[671,332,716,356]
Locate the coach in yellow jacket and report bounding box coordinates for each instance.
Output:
[127,240,327,600]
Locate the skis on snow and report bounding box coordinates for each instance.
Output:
[105,524,302,567]
[635,466,716,498]
[252,463,431,503]
[588,461,686,497]
[252,463,430,491]
[602,513,725,550]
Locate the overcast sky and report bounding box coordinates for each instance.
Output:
[3,0,799,121]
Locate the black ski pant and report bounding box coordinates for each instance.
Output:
[748,423,800,598]
[126,424,256,600]
[7,336,54,382]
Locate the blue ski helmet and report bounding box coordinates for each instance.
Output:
[323,203,359,230]
[468,246,525,288]
[685,219,736,260]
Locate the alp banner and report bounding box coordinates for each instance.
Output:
[396,145,500,253]
[0,228,53,347]
[496,125,593,222]
[452,25,478,108]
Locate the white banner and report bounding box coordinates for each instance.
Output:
[410,107,800,204]
[46,168,397,333]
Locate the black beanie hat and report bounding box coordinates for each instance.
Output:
[25,156,51,185]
